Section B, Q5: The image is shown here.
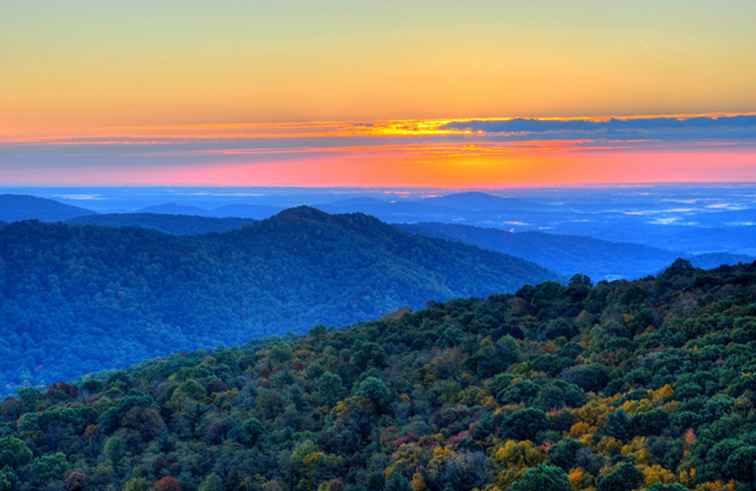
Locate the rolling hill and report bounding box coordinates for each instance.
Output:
[0,194,94,222]
[0,206,556,393]
[401,222,753,280]
[0,260,753,490]
[400,222,679,280]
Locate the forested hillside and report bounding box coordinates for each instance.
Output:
[0,260,753,490]
[0,207,555,393]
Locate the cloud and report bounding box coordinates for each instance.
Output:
[1,114,756,186]
[442,115,756,142]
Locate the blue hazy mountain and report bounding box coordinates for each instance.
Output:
[137,202,210,216]
[54,207,755,280]
[0,206,556,392]
[208,203,283,219]
[400,222,678,280]
[400,222,754,280]
[0,194,94,222]
[5,186,756,255]
[68,213,257,235]
[424,191,531,212]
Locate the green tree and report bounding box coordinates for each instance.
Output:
[384,472,411,491]
[233,417,265,447]
[510,464,571,491]
[316,372,346,406]
[504,408,549,440]
[354,376,391,411]
[548,438,583,470]
[30,452,69,485]
[597,462,643,491]
[104,435,126,467]
[0,436,32,469]
[198,473,224,491]
[0,468,16,491]
[123,477,151,491]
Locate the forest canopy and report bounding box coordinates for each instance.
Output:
[0,260,754,490]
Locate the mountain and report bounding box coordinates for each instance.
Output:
[210,203,282,219]
[137,203,210,216]
[401,222,756,280]
[0,207,556,393]
[400,222,680,280]
[1,260,754,490]
[314,192,533,223]
[67,213,257,235]
[424,191,527,211]
[0,194,94,222]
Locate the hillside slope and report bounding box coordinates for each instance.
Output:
[401,222,754,280]
[0,261,754,490]
[400,222,678,280]
[0,207,556,392]
[0,194,94,222]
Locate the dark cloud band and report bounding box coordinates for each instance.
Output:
[443,115,756,141]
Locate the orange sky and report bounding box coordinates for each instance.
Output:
[1,115,754,186]
[2,2,756,186]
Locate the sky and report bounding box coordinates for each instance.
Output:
[2,1,756,187]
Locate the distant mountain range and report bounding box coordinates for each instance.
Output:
[70,208,754,280]
[138,202,282,219]
[4,192,755,279]
[0,206,555,392]
[137,202,209,216]
[0,194,93,222]
[400,222,754,280]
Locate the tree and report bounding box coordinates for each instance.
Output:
[603,409,631,441]
[724,445,756,483]
[548,439,583,470]
[354,376,391,411]
[316,372,346,406]
[104,435,126,467]
[560,364,610,392]
[123,477,150,491]
[597,462,643,491]
[510,464,571,491]
[631,409,669,436]
[30,452,69,486]
[154,476,182,491]
[0,468,15,491]
[233,417,264,447]
[0,436,32,469]
[64,470,88,491]
[503,408,549,440]
[384,472,411,491]
[198,473,224,491]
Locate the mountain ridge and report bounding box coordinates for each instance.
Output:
[0,194,95,222]
[0,208,556,393]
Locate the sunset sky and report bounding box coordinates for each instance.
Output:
[2,1,756,186]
